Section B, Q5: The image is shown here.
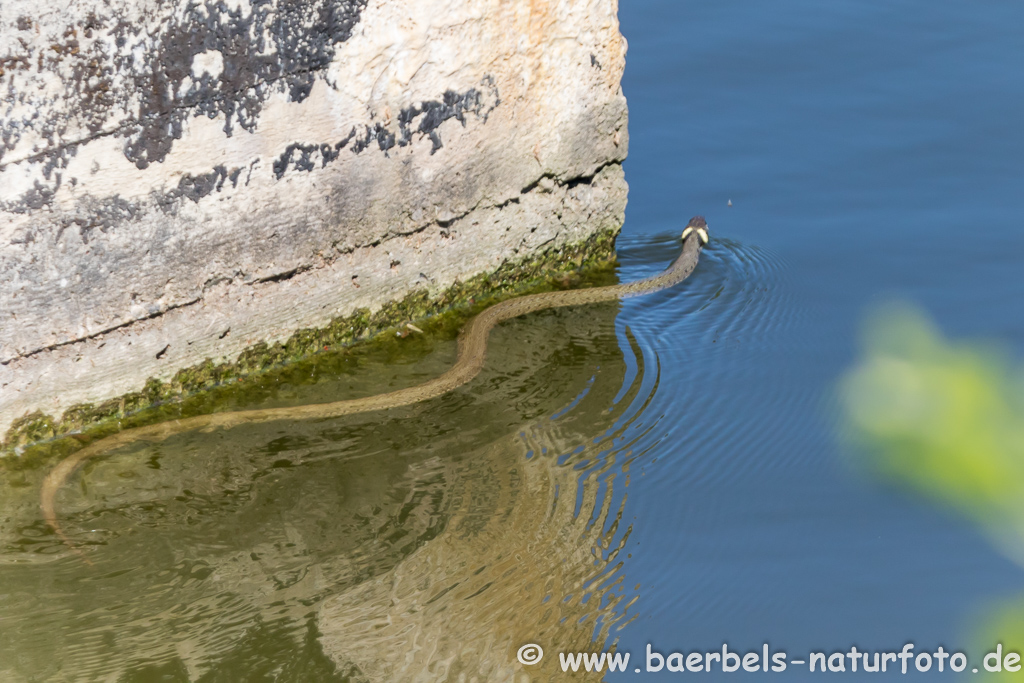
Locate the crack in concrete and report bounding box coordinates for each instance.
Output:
[0,294,202,366]
[1,162,621,366]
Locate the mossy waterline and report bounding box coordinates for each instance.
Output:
[1,229,619,469]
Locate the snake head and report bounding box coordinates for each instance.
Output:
[681,216,710,245]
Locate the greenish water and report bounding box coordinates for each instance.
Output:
[0,283,644,680]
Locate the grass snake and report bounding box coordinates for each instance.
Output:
[41,216,710,561]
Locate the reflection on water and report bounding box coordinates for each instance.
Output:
[0,249,746,680]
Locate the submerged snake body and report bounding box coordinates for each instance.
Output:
[41,217,710,557]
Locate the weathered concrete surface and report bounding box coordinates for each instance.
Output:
[0,0,628,441]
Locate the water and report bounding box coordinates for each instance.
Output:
[3,0,1024,680]
[613,0,1024,678]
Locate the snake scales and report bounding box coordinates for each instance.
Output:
[41,217,710,560]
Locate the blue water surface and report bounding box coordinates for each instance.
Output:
[607,0,1024,679]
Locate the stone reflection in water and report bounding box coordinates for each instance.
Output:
[317,413,636,682]
[0,300,643,681]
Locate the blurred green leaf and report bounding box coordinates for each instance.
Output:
[973,597,1024,681]
[842,304,1024,528]
[842,304,1024,679]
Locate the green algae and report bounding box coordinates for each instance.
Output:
[1,229,620,469]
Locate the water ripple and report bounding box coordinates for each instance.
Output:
[606,236,818,492]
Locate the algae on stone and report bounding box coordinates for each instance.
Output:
[2,230,618,468]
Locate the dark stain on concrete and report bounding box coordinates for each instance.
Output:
[1,6,499,215]
[272,78,500,177]
[120,0,368,169]
[12,182,56,213]
[272,129,357,179]
[168,165,246,204]
[52,195,142,244]
[350,122,397,155]
[1,0,368,177]
[396,81,500,153]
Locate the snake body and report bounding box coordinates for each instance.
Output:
[41,217,710,558]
